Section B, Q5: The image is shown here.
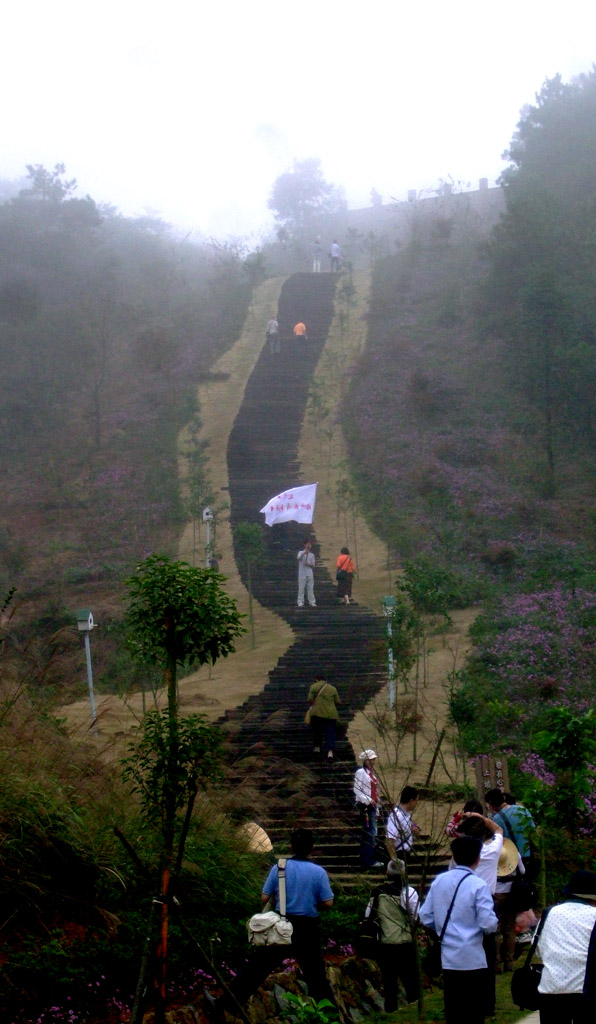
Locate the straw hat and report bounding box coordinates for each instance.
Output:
[359,749,377,761]
[497,838,519,877]
[564,870,596,900]
[238,821,273,854]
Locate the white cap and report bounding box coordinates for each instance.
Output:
[359,749,377,761]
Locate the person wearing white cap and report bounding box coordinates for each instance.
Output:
[354,750,383,868]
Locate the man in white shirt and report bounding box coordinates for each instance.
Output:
[329,240,341,273]
[420,836,498,1024]
[457,811,504,894]
[537,869,596,1023]
[386,786,419,862]
[296,540,316,608]
[456,811,504,1015]
[266,317,279,354]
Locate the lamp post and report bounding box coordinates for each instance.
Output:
[76,609,98,737]
[202,506,213,568]
[382,595,396,709]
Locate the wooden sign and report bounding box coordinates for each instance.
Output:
[475,755,510,799]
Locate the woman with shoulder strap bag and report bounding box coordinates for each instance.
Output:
[306,673,340,761]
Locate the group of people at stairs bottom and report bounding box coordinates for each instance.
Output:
[203,826,420,1023]
[354,762,596,1024]
[204,776,596,1024]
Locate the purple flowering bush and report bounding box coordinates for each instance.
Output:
[456,585,596,749]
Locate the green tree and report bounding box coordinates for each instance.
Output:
[124,555,244,1024]
[20,162,78,202]
[268,158,345,231]
[482,69,596,486]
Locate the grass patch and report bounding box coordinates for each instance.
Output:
[369,973,527,1023]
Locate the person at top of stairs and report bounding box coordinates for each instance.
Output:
[297,538,316,608]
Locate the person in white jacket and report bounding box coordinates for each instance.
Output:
[297,539,316,608]
[354,750,383,868]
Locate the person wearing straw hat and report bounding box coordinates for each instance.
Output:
[536,869,596,1022]
[485,788,536,874]
[494,837,524,973]
[354,750,383,868]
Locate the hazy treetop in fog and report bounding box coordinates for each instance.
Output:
[2,1,595,237]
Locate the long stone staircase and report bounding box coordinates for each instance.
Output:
[220,272,446,891]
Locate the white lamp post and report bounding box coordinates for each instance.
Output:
[382,595,396,709]
[202,506,214,568]
[76,609,98,736]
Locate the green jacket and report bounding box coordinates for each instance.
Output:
[307,681,340,721]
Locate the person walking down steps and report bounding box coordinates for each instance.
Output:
[297,539,316,608]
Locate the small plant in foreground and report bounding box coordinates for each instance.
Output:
[280,992,340,1024]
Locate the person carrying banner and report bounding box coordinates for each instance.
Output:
[297,539,316,608]
[266,316,280,354]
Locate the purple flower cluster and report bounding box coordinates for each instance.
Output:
[482,586,596,706]
[519,752,556,787]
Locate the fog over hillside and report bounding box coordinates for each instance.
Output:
[2,1,595,236]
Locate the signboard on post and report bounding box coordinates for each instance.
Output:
[475,755,510,799]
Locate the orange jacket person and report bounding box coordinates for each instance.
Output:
[293,321,308,341]
[336,546,355,605]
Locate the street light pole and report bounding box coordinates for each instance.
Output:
[202,507,213,568]
[382,595,396,709]
[76,609,98,737]
[83,630,98,737]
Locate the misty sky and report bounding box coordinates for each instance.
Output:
[2,1,595,240]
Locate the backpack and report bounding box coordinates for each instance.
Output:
[377,892,413,945]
